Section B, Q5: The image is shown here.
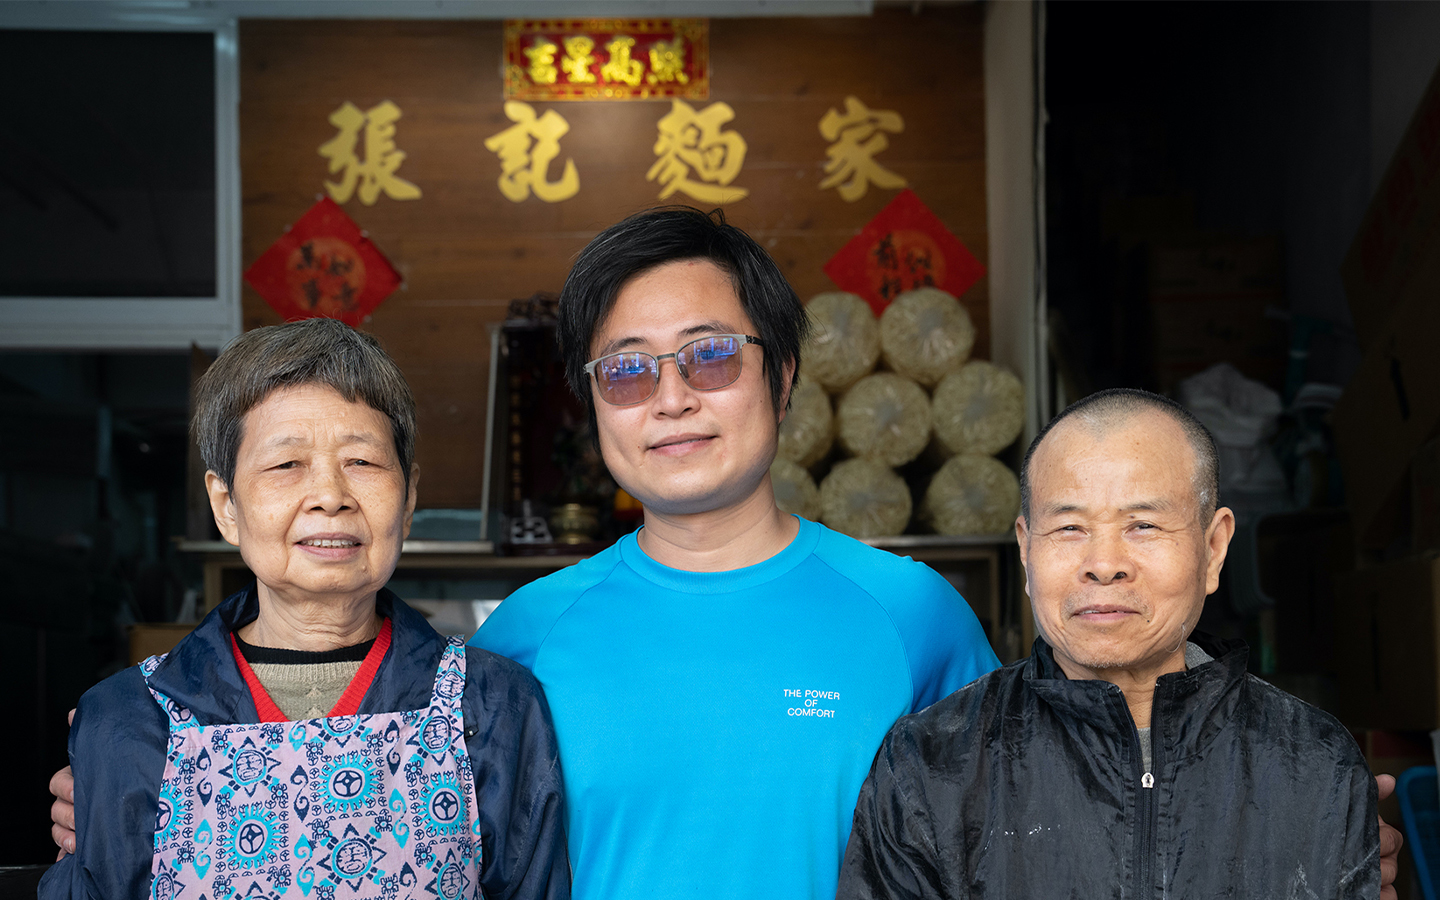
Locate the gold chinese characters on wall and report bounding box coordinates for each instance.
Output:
[316,94,905,207]
[479,98,749,205]
[309,20,905,209]
[504,19,708,102]
[484,101,582,202]
[479,98,748,205]
[318,101,422,206]
[820,97,907,202]
[474,94,899,205]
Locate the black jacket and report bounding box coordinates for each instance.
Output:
[838,634,1378,899]
[39,586,569,900]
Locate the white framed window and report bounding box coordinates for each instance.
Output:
[0,7,240,351]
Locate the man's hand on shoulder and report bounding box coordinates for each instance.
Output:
[50,709,76,860]
[50,766,74,859]
[1377,774,1403,900]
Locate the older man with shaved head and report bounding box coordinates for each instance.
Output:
[837,388,1381,900]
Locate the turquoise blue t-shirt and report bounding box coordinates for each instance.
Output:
[472,517,999,900]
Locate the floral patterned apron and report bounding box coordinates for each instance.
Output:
[140,636,483,900]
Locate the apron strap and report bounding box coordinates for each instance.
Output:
[427,636,470,714]
[138,653,195,727]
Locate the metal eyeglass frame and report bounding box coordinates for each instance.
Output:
[583,333,764,405]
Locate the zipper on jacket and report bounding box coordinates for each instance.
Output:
[1132,712,1161,898]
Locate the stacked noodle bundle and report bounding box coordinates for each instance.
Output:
[777,379,834,468]
[770,458,821,522]
[790,287,1023,537]
[931,361,1025,456]
[819,458,912,539]
[921,454,1021,536]
[836,373,932,467]
[804,292,881,393]
[879,288,976,387]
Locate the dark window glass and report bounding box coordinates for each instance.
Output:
[0,30,216,297]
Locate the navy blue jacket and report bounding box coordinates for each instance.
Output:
[39,586,569,900]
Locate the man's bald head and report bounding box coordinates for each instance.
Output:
[1019,388,1219,525]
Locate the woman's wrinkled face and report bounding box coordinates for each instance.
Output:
[206,383,416,605]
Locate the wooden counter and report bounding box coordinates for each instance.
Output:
[180,534,1019,657]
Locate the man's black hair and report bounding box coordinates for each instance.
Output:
[1018,387,1221,524]
[557,206,809,438]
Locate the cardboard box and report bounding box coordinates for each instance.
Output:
[1334,554,1440,730]
[1341,60,1440,348]
[1148,237,1287,392]
[128,623,197,666]
[1331,271,1440,548]
[1151,237,1284,297]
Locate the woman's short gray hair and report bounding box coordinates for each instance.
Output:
[192,318,417,492]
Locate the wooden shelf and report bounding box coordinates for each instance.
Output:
[178,537,1015,656]
[179,540,588,611]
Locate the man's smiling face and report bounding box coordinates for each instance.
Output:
[588,258,787,519]
[1017,409,1232,681]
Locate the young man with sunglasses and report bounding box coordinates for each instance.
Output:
[471,206,999,900]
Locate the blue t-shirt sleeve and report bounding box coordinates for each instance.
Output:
[471,557,616,671]
[813,527,1002,713]
[473,605,534,670]
[887,561,1001,712]
[471,582,555,670]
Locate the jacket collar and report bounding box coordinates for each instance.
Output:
[146,583,448,725]
[1023,631,1250,760]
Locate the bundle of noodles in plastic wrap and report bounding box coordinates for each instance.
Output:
[803,292,880,392]
[879,287,975,387]
[931,361,1025,456]
[836,372,932,467]
[770,458,821,521]
[819,458,912,538]
[921,454,1021,536]
[777,378,834,467]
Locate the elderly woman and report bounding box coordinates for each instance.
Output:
[39,318,568,900]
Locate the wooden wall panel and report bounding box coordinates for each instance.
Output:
[239,7,987,507]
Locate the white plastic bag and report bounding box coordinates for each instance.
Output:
[1177,362,1286,494]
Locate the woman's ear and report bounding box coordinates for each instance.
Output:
[205,471,240,546]
[403,464,420,540]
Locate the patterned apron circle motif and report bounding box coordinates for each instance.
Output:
[143,636,483,899]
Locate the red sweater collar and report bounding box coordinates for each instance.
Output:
[229,618,393,723]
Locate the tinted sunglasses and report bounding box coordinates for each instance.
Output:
[583,333,764,406]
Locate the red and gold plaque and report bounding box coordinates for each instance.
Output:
[504,19,708,101]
